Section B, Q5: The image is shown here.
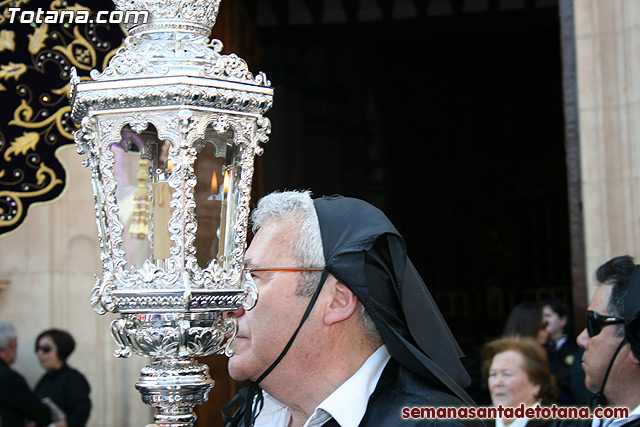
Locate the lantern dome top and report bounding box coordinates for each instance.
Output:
[113,0,221,36]
[85,0,269,88]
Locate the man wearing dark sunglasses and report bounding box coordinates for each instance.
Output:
[221,191,482,427]
[0,320,53,427]
[574,255,640,427]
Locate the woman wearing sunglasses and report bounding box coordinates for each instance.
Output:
[34,329,91,427]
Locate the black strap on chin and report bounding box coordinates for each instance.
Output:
[223,270,330,427]
[591,336,628,413]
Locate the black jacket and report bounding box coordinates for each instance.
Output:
[0,358,52,427]
[357,359,484,426]
[34,363,91,427]
[546,338,593,405]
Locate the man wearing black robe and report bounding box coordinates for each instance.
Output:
[0,320,52,427]
[223,191,482,427]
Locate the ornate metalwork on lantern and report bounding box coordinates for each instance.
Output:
[69,0,272,424]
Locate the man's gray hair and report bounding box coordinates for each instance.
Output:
[252,190,382,347]
[0,320,17,351]
[252,190,324,296]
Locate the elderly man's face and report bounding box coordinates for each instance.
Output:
[227,219,314,383]
[577,285,626,393]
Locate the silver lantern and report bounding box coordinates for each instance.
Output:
[69,0,273,425]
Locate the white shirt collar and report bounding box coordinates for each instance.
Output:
[254,345,391,427]
[495,401,541,427]
[554,335,568,350]
[592,403,640,427]
[496,417,529,427]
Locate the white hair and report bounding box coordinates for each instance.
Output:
[251,190,382,347]
[252,190,324,295]
[0,320,16,351]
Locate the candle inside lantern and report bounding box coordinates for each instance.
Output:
[208,170,218,200]
[217,169,230,259]
[152,171,174,260]
[129,159,150,239]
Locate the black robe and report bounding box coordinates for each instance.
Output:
[34,363,91,427]
[0,358,52,427]
[545,338,593,405]
[358,359,484,426]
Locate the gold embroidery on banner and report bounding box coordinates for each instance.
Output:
[0,62,27,80]
[0,0,30,25]
[52,26,96,70]
[4,131,40,161]
[28,24,49,54]
[0,163,63,227]
[0,29,15,51]
[0,1,125,236]
[9,100,74,140]
[49,0,91,13]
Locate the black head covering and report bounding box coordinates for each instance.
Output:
[313,195,474,405]
[624,266,640,361]
[223,194,475,426]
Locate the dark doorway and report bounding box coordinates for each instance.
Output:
[246,0,570,399]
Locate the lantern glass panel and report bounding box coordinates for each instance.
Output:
[193,141,225,268]
[222,139,242,271]
[109,124,180,271]
[109,128,154,270]
[193,127,238,270]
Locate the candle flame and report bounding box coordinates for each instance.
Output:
[211,172,218,192]
[167,158,175,171]
[223,170,230,195]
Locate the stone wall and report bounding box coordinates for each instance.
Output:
[574,0,640,296]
